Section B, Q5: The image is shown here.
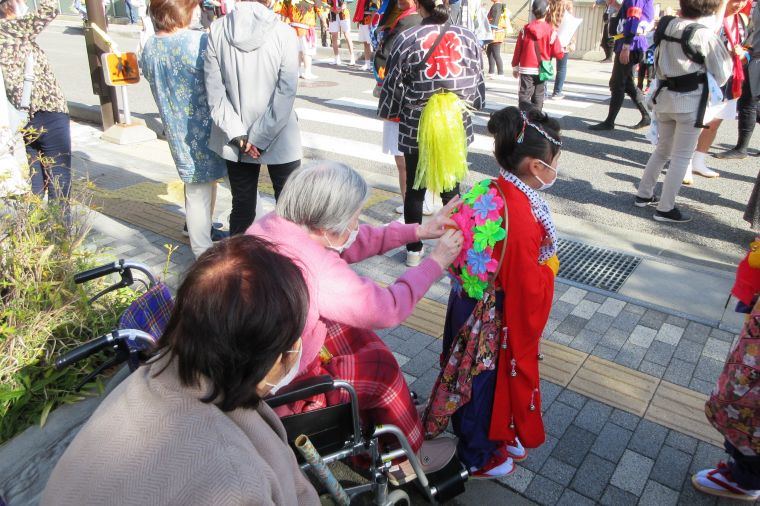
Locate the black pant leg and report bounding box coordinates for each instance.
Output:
[226,160,261,235]
[403,152,425,252]
[518,74,537,111]
[533,76,546,111]
[736,72,758,151]
[268,159,301,200]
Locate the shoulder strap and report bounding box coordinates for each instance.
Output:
[533,36,542,64]
[19,53,34,111]
[680,23,706,64]
[490,180,509,282]
[653,15,676,46]
[418,22,450,68]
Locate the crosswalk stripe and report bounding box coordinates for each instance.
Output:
[486,81,609,100]
[486,76,610,94]
[297,107,495,152]
[485,91,595,108]
[302,131,395,165]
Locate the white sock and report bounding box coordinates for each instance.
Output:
[692,151,706,170]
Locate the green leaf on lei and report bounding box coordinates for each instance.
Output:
[461,271,488,299]
[462,183,489,205]
[473,217,505,251]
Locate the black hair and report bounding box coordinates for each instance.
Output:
[487,106,562,175]
[532,0,548,20]
[679,0,722,18]
[416,0,449,23]
[156,235,309,412]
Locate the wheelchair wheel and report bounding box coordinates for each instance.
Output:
[385,489,410,506]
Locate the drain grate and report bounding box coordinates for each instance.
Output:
[556,238,641,293]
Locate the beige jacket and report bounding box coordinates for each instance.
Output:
[41,355,320,506]
[652,17,732,114]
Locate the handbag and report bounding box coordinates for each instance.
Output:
[534,38,554,82]
[392,22,451,109]
[0,57,32,197]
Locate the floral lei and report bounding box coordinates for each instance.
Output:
[447,179,506,300]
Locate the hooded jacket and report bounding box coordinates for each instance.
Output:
[511,19,564,75]
[205,2,302,165]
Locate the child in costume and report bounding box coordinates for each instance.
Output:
[328,0,356,65]
[692,240,760,501]
[511,0,564,111]
[423,106,561,479]
[354,0,381,70]
[282,0,319,80]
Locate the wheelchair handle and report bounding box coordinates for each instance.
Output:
[74,260,157,288]
[74,261,122,284]
[55,331,116,370]
[54,329,157,370]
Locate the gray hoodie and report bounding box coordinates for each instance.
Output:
[205,2,302,165]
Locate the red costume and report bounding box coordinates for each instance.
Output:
[489,177,555,447]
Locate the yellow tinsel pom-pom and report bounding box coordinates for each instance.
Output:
[415,91,469,194]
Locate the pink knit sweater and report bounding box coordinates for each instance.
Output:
[247,213,443,372]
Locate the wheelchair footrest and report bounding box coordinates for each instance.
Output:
[424,455,468,503]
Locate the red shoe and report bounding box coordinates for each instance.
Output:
[469,450,515,480]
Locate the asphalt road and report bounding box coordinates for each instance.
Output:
[40,23,757,268]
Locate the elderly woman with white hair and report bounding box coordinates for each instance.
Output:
[247,160,464,475]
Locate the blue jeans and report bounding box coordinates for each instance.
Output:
[25,111,72,201]
[553,53,568,95]
[125,0,139,24]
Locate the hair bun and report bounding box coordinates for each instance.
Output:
[487,107,519,137]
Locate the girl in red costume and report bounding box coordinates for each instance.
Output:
[423,106,561,479]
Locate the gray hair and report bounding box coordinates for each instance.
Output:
[275,161,370,234]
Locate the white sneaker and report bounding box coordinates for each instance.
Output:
[486,73,495,79]
[423,201,434,216]
[406,248,424,267]
[334,56,342,66]
[395,204,404,214]
[349,59,356,66]
[361,61,371,71]
[302,72,318,80]
[692,466,760,501]
[693,165,720,178]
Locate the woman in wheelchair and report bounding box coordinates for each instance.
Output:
[42,236,321,505]
[247,161,464,478]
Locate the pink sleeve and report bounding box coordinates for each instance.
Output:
[318,256,443,329]
[340,222,419,264]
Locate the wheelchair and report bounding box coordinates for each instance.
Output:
[54,260,470,505]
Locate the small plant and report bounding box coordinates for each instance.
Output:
[0,186,136,444]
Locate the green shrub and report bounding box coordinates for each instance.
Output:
[0,189,136,444]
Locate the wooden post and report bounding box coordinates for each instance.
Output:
[83,0,120,130]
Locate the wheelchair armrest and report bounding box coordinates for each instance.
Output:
[265,375,335,409]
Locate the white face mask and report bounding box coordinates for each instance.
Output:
[265,345,302,395]
[16,2,29,17]
[534,159,558,191]
[325,225,359,254]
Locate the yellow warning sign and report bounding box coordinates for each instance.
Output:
[101,52,140,86]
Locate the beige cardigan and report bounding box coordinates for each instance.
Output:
[41,355,320,506]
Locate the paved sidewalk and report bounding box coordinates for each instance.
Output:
[46,119,748,506]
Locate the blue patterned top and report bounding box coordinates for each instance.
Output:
[140,30,226,184]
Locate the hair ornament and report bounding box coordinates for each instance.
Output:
[516,110,562,147]
[434,0,444,6]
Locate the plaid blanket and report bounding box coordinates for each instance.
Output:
[287,321,424,452]
[118,283,174,341]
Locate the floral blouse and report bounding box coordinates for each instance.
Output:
[0,0,68,118]
[140,30,226,184]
